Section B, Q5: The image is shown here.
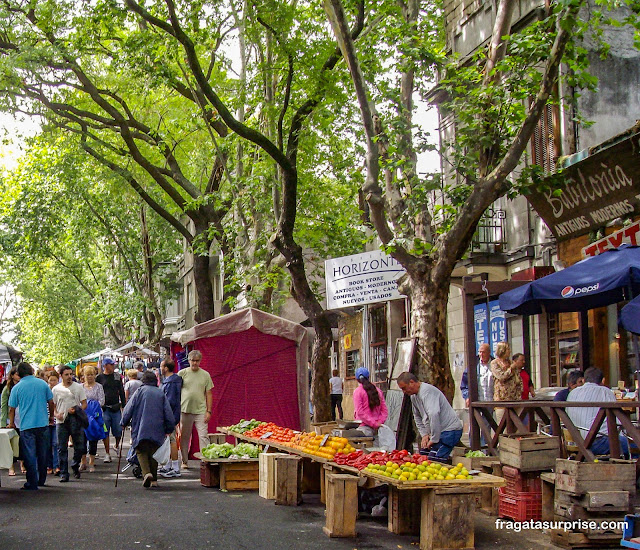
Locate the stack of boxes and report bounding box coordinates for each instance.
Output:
[549,458,636,547]
[498,434,561,521]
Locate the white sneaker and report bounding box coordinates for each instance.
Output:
[160,469,180,478]
[103,454,112,463]
[158,465,171,474]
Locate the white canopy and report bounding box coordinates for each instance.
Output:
[77,347,118,362]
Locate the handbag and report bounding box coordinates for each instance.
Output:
[75,406,89,429]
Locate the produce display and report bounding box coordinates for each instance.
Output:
[225,419,265,434]
[465,450,487,458]
[243,422,296,443]
[289,432,356,459]
[333,449,429,470]
[365,460,472,481]
[202,442,261,459]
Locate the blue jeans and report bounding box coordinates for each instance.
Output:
[102,408,122,439]
[19,426,50,489]
[421,429,463,461]
[47,424,59,470]
[590,435,637,458]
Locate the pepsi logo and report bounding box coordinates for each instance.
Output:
[560,283,600,298]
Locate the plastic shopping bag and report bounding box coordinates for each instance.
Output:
[152,436,171,465]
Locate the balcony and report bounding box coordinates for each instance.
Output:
[470,208,507,255]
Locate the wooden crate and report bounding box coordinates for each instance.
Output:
[311,422,338,435]
[478,462,502,516]
[259,452,289,499]
[323,473,358,538]
[555,458,636,496]
[549,528,623,549]
[207,433,227,445]
[275,455,302,506]
[388,486,420,535]
[200,461,220,488]
[541,472,555,522]
[459,455,500,471]
[499,433,560,472]
[421,488,477,550]
[219,460,259,491]
[555,489,631,516]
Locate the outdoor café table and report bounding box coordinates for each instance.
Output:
[0,428,19,485]
[359,468,505,550]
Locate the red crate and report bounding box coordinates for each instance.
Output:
[501,465,542,495]
[498,487,542,521]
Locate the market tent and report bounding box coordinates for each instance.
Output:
[77,347,117,362]
[499,245,640,315]
[113,341,159,356]
[621,294,640,334]
[171,308,309,451]
[0,344,11,364]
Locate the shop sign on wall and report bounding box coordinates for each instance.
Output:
[526,133,640,241]
[581,220,640,257]
[325,250,406,310]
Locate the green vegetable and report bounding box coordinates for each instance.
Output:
[202,443,235,459]
[231,443,260,458]
[465,450,487,458]
[226,419,265,434]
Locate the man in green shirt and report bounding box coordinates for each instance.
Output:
[177,350,213,468]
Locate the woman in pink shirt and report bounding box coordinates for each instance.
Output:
[353,367,388,438]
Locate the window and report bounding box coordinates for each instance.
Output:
[346,350,360,379]
[531,101,561,174]
[370,305,388,383]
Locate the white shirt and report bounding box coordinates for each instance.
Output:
[329,376,343,395]
[477,361,494,401]
[566,382,616,437]
[52,382,87,424]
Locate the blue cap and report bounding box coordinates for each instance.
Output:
[355,367,370,381]
[102,357,114,365]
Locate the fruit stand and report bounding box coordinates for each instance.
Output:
[216,420,505,550]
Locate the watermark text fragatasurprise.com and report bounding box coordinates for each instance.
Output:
[495,518,626,533]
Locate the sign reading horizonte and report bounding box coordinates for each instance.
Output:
[526,132,640,241]
[325,250,406,310]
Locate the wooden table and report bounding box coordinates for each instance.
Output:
[360,469,505,550]
[194,452,260,490]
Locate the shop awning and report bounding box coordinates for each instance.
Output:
[499,244,640,315]
[621,294,640,334]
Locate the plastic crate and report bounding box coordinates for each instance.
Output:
[501,465,542,495]
[498,487,542,521]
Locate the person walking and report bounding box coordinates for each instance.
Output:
[121,371,176,488]
[159,358,182,478]
[96,357,125,463]
[46,373,60,476]
[1,366,21,476]
[125,369,143,402]
[8,362,54,490]
[329,369,344,421]
[81,365,105,473]
[352,367,388,441]
[52,365,87,482]
[397,372,463,460]
[178,350,213,469]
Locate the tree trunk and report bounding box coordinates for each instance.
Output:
[192,249,215,323]
[401,271,455,403]
[310,315,333,422]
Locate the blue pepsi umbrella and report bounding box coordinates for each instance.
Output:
[621,294,640,335]
[499,245,640,315]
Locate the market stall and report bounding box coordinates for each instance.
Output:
[171,308,310,451]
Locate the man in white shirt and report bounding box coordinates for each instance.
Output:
[329,369,343,421]
[567,367,631,457]
[397,372,463,461]
[52,365,87,482]
[460,343,494,406]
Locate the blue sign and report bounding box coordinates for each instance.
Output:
[474,300,508,356]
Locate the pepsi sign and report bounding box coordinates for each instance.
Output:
[560,283,600,298]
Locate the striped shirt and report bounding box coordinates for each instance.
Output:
[566,382,616,437]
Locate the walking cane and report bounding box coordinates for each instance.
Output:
[115,430,125,487]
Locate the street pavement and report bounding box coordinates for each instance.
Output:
[0,442,561,550]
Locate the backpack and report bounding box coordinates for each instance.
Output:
[85,399,108,441]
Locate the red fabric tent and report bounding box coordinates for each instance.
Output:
[171,308,309,454]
